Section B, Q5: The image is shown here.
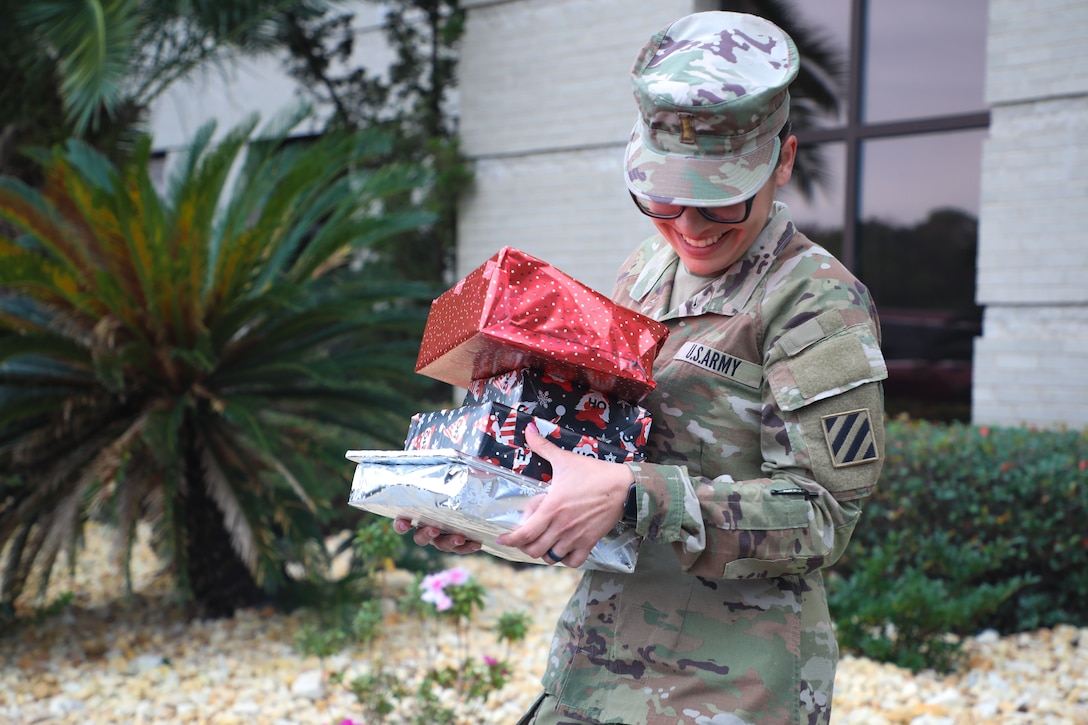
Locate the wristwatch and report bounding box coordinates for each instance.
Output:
[622,483,638,525]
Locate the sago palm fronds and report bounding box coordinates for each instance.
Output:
[0,108,437,617]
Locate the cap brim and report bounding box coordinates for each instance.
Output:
[624,120,780,207]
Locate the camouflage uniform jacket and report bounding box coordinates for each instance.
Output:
[539,203,888,725]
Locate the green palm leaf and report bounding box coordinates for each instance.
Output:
[9,0,329,142]
[18,0,140,135]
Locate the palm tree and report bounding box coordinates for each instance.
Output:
[21,0,320,132]
[0,0,332,182]
[0,109,437,619]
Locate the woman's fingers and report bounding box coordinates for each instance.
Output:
[524,422,561,459]
[496,494,549,549]
[393,518,481,555]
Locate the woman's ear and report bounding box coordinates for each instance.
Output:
[774,135,798,188]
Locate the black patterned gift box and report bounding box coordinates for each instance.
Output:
[462,368,652,454]
[404,401,642,482]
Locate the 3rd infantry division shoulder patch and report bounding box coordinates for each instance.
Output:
[821,409,878,467]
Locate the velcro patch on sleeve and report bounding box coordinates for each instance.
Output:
[821,409,879,467]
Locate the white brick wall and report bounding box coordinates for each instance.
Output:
[148,1,392,151]
[973,308,1088,428]
[986,0,1088,105]
[459,148,658,293]
[973,0,1088,428]
[459,0,691,157]
[456,0,694,290]
[977,97,1088,304]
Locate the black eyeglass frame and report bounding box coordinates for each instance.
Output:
[629,191,756,225]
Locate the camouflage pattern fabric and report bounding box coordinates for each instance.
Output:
[531,202,887,725]
[625,12,800,207]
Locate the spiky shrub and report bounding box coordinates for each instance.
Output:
[0,110,437,618]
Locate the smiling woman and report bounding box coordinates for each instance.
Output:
[399,11,888,725]
[630,137,797,277]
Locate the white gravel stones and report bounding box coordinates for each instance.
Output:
[291,670,328,700]
[3,523,1088,724]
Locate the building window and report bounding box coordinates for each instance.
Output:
[724,0,990,420]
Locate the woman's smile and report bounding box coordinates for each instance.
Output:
[680,232,725,249]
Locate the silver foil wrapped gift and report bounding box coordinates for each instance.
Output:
[346,449,639,574]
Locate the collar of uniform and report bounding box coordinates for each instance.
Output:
[629,237,680,307]
[628,202,796,319]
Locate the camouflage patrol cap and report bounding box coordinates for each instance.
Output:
[624,12,800,207]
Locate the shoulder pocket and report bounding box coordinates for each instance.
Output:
[767,320,887,412]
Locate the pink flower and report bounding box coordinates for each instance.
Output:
[445,567,470,586]
[419,567,472,612]
[484,655,498,666]
[423,589,453,611]
[420,572,453,610]
[421,571,448,594]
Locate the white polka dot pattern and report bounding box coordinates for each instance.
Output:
[416,247,670,402]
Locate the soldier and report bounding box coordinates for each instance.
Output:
[397,10,887,725]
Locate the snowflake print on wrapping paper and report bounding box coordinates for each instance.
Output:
[536,390,553,409]
[454,476,487,513]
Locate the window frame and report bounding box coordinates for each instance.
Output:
[786,0,990,269]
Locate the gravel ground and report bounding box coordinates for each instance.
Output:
[2,523,1087,725]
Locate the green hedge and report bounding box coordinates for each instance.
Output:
[827,419,1088,672]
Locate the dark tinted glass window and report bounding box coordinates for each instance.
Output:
[722,0,989,420]
[865,1,989,123]
[860,129,985,232]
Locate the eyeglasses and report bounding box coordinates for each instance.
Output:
[630,192,754,225]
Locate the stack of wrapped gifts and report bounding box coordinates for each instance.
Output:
[347,247,669,572]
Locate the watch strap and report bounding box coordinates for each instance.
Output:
[622,483,638,525]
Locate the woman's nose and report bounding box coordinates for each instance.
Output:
[674,206,716,234]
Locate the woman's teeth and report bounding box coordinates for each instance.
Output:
[683,233,723,248]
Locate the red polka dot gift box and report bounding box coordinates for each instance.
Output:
[415,247,670,403]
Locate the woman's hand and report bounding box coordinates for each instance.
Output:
[393,518,482,555]
[497,423,634,568]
